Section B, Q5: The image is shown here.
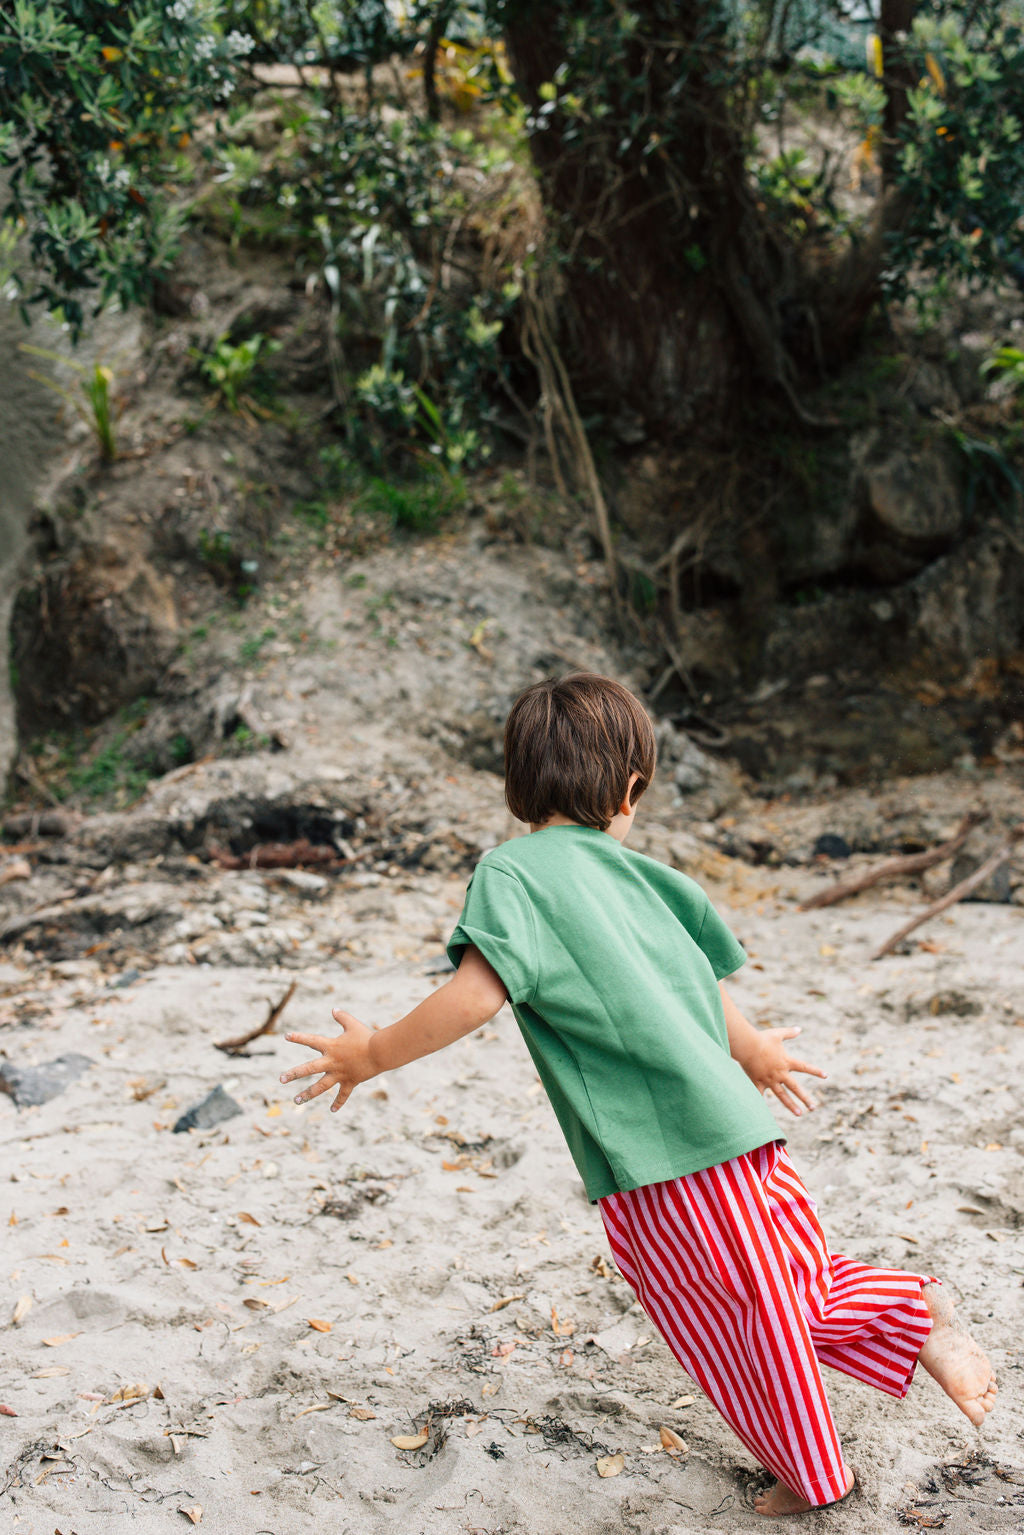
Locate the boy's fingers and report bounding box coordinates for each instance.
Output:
[785,1076,817,1111]
[788,1056,828,1080]
[295,1076,336,1104]
[285,1032,330,1050]
[280,1057,328,1084]
[772,1082,804,1116]
[330,1084,353,1112]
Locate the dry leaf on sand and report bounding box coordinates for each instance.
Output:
[659,1426,688,1456]
[307,1318,331,1332]
[178,1504,203,1525]
[489,1294,524,1312]
[350,1407,376,1420]
[12,1295,32,1325]
[596,1453,624,1478]
[107,1383,150,1404]
[391,1433,429,1451]
[43,1333,80,1347]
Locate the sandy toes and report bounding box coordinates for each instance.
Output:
[753,1469,855,1516]
[918,1283,997,1427]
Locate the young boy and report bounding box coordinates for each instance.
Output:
[280,673,997,1515]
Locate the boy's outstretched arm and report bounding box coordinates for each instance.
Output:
[719,982,827,1117]
[279,945,507,1113]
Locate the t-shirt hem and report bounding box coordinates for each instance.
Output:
[584,1129,785,1204]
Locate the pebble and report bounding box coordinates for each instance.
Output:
[172,1085,243,1134]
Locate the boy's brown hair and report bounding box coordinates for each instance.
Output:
[504,673,657,829]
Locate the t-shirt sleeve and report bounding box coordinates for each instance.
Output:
[446,864,537,1005]
[696,898,747,980]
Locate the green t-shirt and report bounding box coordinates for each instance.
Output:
[447,824,782,1201]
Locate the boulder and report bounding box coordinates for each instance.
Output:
[863,444,962,547]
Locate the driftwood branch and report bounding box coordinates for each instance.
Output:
[872,827,1024,961]
[799,812,988,911]
[207,839,339,871]
[215,981,297,1056]
[3,809,83,839]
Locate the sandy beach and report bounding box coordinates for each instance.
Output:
[3,820,1023,1533]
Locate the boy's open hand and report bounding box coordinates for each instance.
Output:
[742,1026,826,1116]
[279,1009,377,1113]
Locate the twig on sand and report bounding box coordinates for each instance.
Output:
[215,981,297,1055]
[799,812,988,911]
[872,827,1023,961]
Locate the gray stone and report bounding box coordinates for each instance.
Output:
[172,1084,243,1133]
[108,968,142,988]
[950,849,1013,904]
[865,447,961,545]
[0,1053,94,1106]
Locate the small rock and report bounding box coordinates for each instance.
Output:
[813,834,851,860]
[950,847,1013,904]
[172,1085,243,1134]
[108,968,142,989]
[0,1053,94,1107]
[268,869,328,895]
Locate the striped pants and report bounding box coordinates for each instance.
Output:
[599,1142,935,1508]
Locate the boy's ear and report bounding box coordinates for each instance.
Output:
[620,771,641,815]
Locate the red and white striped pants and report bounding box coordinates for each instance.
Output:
[599,1141,935,1508]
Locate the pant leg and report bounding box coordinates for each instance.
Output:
[763,1147,935,1397]
[600,1143,851,1507]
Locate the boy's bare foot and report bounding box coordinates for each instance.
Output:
[918,1284,997,1427]
[753,1468,855,1516]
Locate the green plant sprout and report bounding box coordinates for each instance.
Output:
[18,343,118,461]
[982,346,1024,397]
[196,333,281,414]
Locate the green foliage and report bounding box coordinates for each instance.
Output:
[38,713,158,805]
[230,721,272,751]
[195,332,281,412]
[356,465,467,530]
[239,626,277,663]
[170,733,194,766]
[0,0,251,334]
[755,149,844,239]
[281,102,513,468]
[886,12,1024,300]
[982,346,1024,396]
[219,0,405,69]
[197,526,234,570]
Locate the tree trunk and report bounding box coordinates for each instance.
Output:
[499,0,803,435]
[879,0,919,184]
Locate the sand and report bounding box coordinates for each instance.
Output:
[3,841,1023,1534]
